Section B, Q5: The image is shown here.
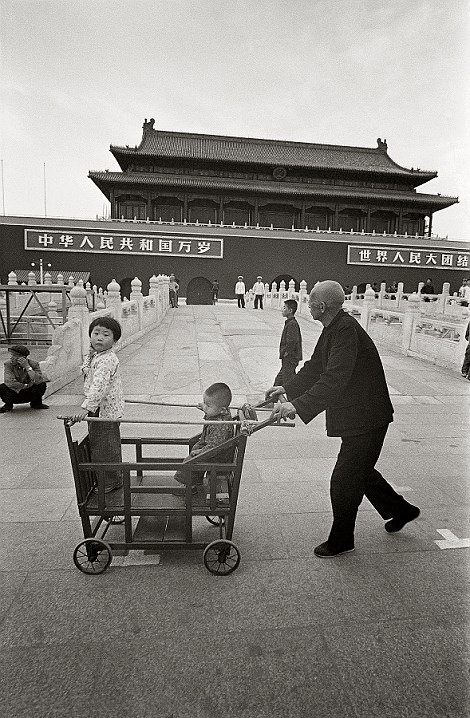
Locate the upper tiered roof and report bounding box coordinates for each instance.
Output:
[109,118,437,186]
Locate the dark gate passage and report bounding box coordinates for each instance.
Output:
[186,276,213,305]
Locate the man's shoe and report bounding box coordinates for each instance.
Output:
[314,541,355,558]
[385,506,420,533]
[0,404,13,413]
[31,404,49,409]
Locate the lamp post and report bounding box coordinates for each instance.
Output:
[31,259,51,285]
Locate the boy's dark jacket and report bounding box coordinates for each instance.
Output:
[284,310,393,437]
[279,316,302,361]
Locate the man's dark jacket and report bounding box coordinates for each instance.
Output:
[284,310,393,437]
[279,316,302,361]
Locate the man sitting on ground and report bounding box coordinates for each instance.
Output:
[0,344,49,413]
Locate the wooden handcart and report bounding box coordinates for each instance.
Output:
[62,404,292,576]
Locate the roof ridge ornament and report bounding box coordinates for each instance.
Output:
[142,118,155,136]
[377,137,388,151]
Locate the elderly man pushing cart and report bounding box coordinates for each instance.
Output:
[266,280,420,558]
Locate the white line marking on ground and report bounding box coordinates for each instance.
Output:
[434,529,470,549]
[112,551,161,567]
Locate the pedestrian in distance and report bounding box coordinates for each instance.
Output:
[252,276,265,309]
[273,299,303,387]
[66,316,124,493]
[420,278,435,302]
[265,280,420,558]
[169,274,179,308]
[0,344,49,412]
[211,279,219,305]
[235,275,246,308]
[461,320,470,379]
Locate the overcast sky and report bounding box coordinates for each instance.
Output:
[1,0,468,240]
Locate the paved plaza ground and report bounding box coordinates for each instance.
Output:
[1,303,469,718]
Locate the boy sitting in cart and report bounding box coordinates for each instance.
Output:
[173,382,234,496]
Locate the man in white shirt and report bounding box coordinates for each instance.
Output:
[253,276,265,309]
[235,275,246,308]
[462,282,470,307]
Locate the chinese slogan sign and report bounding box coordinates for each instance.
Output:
[347,245,469,271]
[24,229,223,259]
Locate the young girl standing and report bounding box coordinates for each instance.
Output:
[70,316,124,492]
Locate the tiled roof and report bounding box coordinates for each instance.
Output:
[88,171,458,210]
[111,128,436,180]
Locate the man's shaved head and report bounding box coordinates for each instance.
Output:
[310,281,345,309]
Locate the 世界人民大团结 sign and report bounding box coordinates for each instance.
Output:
[24,229,223,259]
[347,244,469,270]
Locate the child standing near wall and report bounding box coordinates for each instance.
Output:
[69,316,124,493]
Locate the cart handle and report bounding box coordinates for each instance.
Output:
[57,416,295,427]
[124,399,273,411]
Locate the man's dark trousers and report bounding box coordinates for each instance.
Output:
[274,358,298,387]
[0,382,47,408]
[328,424,411,549]
[254,295,263,309]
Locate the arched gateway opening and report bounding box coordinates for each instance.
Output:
[186,276,213,305]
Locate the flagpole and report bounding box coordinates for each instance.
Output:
[43,162,47,217]
[1,160,5,215]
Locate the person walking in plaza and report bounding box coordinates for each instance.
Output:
[420,277,435,302]
[265,280,420,558]
[235,275,246,308]
[0,344,49,412]
[211,279,219,305]
[460,279,470,307]
[252,275,265,309]
[273,299,303,386]
[169,274,179,308]
[67,317,124,493]
[461,320,470,379]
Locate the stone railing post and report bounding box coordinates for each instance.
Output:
[279,280,286,307]
[148,274,159,320]
[402,292,420,353]
[130,276,144,330]
[397,282,404,310]
[44,272,52,286]
[351,285,358,302]
[67,281,89,356]
[378,282,386,308]
[85,282,94,311]
[105,279,122,321]
[161,274,170,312]
[360,285,376,331]
[299,280,308,314]
[437,282,450,315]
[57,273,64,286]
[8,271,18,285]
[288,279,296,299]
[28,271,36,286]
[95,288,105,309]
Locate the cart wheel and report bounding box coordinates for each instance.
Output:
[203,540,240,575]
[105,515,125,524]
[205,515,222,526]
[73,538,112,575]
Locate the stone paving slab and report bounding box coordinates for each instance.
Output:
[1,303,469,717]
